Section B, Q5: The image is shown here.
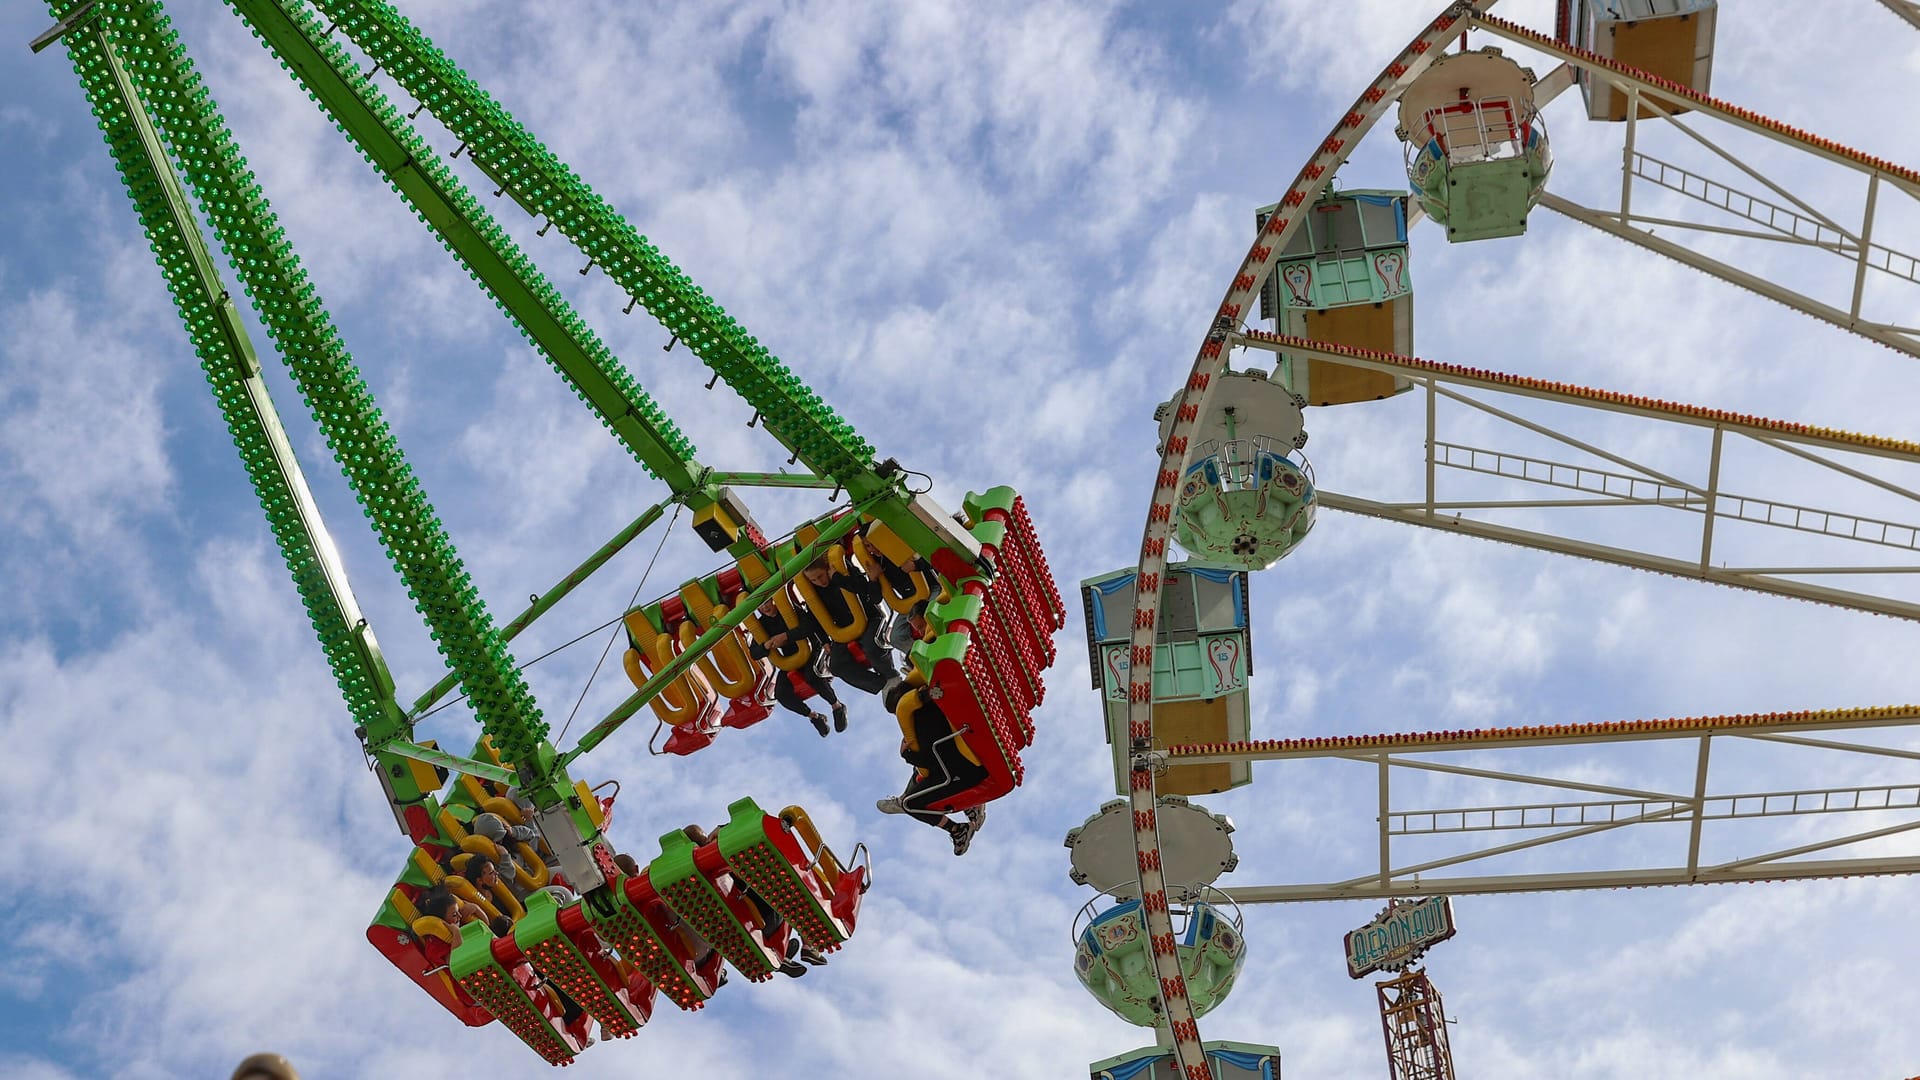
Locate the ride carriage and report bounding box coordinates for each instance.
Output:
[1259,187,1415,406]
[1569,0,1717,121]
[1081,566,1254,796]
[1397,46,1553,242]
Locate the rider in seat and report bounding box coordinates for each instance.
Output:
[875,678,988,855]
[749,594,846,737]
[800,558,898,702]
[681,825,826,974]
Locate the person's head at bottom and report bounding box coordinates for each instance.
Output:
[232,1054,300,1080]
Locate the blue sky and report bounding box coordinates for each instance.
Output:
[5,1,1920,1077]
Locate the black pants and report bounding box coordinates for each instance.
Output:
[772,668,839,718]
[902,749,989,830]
[828,618,899,695]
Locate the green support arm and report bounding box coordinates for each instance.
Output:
[50,7,446,828]
[302,0,969,560]
[225,0,708,497]
[562,493,887,765]
[90,0,551,767]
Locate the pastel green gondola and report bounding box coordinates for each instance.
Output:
[1258,187,1415,406]
[1073,898,1247,1028]
[1398,47,1553,243]
[1081,566,1254,796]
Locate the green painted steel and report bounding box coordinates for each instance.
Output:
[563,496,884,765]
[72,0,549,765]
[225,0,704,494]
[301,0,955,556]
[50,7,425,753]
[706,471,842,491]
[52,0,1052,885]
[383,740,516,787]
[407,496,675,720]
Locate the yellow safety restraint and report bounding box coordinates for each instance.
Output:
[894,686,984,769]
[792,548,869,644]
[622,609,718,726]
[737,554,816,672]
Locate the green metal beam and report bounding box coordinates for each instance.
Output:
[305,0,964,561]
[385,740,516,787]
[561,494,888,765]
[96,0,550,765]
[225,0,707,496]
[405,495,675,719]
[706,470,842,491]
[28,0,97,52]
[65,7,411,740]
[49,5,458,838]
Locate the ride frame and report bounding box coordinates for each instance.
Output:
[35,0,1000,892]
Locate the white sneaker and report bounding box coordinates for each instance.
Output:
[964,805,987,830]
[875,796,906,815]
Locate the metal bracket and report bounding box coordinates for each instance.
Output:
[28,0,99,54]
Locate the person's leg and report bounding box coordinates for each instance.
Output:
[795,668,849,732]
[855,617,899,681]
[745,889,808,978]
[884,771,973,855]
[775,673,830,736]
[771,676,809,717]
[828,644,890,695]
[805,672,841,708]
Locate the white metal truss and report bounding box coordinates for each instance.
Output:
[1162,707,1920,903]
[1466,14,1920,359]
[1229,334,1920,620]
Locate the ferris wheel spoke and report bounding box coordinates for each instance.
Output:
[1467,11,1920,359]
[1220,325,1920,627]
[1160,706,1920,902]
[1540,193,1920,358]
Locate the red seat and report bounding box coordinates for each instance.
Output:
[662,723,717,756]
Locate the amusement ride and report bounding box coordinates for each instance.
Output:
[25,0,1920,1076]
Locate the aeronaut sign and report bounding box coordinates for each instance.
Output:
[1344,895,1457,979]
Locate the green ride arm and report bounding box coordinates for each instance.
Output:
[405,495,674,720]
[89,0,550,767]
[301,0,964,558]
[225,0,708,497]
[561,492,890,765]
[50,9,456,827]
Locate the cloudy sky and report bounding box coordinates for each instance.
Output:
[4,1,1920,1078]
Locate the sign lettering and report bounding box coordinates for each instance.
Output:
[1344,895,1456,979]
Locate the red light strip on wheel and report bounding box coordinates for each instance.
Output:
[1124,4,1500,1077]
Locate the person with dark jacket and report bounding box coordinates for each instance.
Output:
[748,595,845,737]
[874,679,988,855]
[799,558,898,699]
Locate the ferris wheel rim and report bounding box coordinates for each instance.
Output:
[1114,1,1499,1069]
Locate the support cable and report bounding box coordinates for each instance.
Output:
[559,503,682,745]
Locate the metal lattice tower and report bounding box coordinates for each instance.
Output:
[1377,968,1456,1080]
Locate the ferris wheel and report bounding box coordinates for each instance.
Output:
[1067,2,1920,1077]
